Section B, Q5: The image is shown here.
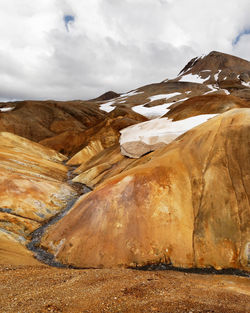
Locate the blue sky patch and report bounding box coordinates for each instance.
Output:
[64,15,75,31]
[233,28,250,46]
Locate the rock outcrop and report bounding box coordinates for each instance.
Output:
[40,109,250,271]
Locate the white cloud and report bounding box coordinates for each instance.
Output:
[0,0,249,101]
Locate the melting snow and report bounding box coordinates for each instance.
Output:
[242,81,250,87]
[178,73,207,84]
[203,84,219,95]
[99,100,115,113]
[120,114,218,146]
[132,102,175,119]
[214,70,222,81]
[132,98,189,119]
[149,92,181,102]
[0,107,14,112]
[119,90,144,98]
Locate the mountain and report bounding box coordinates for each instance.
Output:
[40,109,250,270]
[93,90,120,101]
[177,51,250,85]
[0,51,249,272]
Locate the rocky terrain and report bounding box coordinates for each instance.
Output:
[0,266,249,313]
[0,50,249,312]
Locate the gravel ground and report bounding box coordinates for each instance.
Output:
[0,265,249,313]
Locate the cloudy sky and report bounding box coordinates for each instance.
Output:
[0,0,249,101]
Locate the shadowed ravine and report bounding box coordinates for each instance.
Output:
[26,194,87,268]
[26,166,92,268]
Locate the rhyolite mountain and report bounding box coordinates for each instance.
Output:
[0,51,249,271]
[41,109,250,270]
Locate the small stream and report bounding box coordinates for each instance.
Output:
[134,263,250,277]
[27,163,92,268]
[27,197,77,267]
[25,165,250,276]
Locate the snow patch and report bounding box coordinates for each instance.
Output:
[203,84,219,95]
[223,89,230,95]
[99,100,115,113]
[132,102,175,119]
[149,92,181,102]
[119,90,144,98]
[214,70,222,81]
[132,97,189,119]
[0,107,14,112]
[242,81,250,87]
[179,73,207,84]
[120,114,218,146]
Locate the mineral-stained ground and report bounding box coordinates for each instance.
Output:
[0,265,249,313]
[1,50,250,313]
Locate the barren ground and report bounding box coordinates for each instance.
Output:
[0,265,249,313]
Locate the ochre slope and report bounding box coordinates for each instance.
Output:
[0,132,76,221]
[41,109,250,271]
[0,132,77,265]
[0,231,43,266]
[66,116,145,164]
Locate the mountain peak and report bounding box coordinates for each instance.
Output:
[175,51,250,87]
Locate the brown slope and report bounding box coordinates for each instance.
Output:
[0,100,106,145]
[65,115,146,162]
[40,114,145,157]
[179,51,250,75]
[93,90,120,101]
[40,108,250,270]
[177,50,250,85]
[164,94,249,120]
[97,82,211,113]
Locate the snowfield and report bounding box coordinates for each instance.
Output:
[99,100,115,113]
[120,114,218,146]
[178,73,208,84]
[149,92,181,102]
[132,97,189,119]
[0,107,14,112]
